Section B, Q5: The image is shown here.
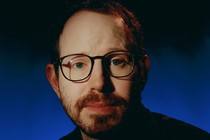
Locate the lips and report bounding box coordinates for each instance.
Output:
[76,93,128,113]
[85,103,117,113]
[86,102,112,107]
[86,101,120,106]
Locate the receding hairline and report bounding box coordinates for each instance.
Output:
[58,9,134,54]
[61,9,126,34]
[60,10,127,50]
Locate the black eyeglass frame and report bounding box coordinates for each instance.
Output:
[53,50,137,82]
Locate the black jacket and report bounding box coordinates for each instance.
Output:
[60,106,210,140]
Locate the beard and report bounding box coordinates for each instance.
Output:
[60,92,129,135]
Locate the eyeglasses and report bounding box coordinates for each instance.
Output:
[53,50,135,82]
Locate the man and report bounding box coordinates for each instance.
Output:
[46,0,210,139]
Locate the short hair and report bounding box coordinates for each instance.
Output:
[50,0,145,75]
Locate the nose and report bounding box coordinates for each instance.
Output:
[89,60,113,93]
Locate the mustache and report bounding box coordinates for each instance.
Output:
[76,92,128,111]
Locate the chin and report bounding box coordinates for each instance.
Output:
[87,115,121,133]
[78,107,126,136]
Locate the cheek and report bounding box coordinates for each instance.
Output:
[58,77,86,105]
[112,79,133,101]
[111,69,138,101]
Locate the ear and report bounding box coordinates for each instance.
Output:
[138,55,150,88]
[140,54,150,74]
[46,63,61,98]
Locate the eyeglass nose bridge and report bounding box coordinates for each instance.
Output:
[88,55,107,76]
[90,55,104,60]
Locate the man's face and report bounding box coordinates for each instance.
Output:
[56,10,140,134]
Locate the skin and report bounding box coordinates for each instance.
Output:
[46,10,150,140]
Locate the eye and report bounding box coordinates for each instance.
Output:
[62,61,85,69]
[73,62,84,68]
[65,56,90,70]
[71,61,87,69]
[111,59,124,65]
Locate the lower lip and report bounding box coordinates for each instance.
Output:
[85,105,115,113]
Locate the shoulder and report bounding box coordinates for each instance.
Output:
[152,112,210,140]
[59,127,82,140]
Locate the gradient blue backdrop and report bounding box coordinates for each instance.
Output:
[0,0,209,139]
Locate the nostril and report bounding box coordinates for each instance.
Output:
[101,79,115,94]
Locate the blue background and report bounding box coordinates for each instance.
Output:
[0,0,209,139]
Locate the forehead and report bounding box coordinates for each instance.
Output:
[59,10,127,56]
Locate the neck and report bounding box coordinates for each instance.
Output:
[81,130,100,140]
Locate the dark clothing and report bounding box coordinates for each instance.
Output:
[60,106,210,140]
